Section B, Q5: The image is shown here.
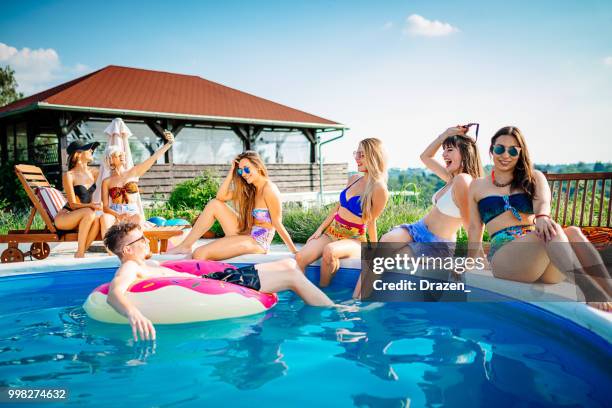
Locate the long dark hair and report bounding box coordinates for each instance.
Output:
[490,126,536,198]
[232,151,269,234]
[442,134,484,178]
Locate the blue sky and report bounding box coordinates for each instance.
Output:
[1,0,611,168]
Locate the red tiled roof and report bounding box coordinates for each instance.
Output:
[0,65,343,128]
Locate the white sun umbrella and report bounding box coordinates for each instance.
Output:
[93,118,145,219]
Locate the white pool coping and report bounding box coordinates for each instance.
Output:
[1,242,610,344]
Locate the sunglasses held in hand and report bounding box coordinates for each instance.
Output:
[463,123,480,141]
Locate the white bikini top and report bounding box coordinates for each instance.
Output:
[432,184,461,219]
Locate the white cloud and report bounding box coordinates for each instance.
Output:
[403,14,459,37]
[382,21,393,30]
[0,42,88,95]
[604,56,612,66]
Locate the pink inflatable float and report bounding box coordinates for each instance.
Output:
[83,260,277,324]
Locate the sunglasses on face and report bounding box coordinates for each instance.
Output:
[492,144,521,157]
[353,151,364,160]
[237,166,251,176]
[124,235,147,248]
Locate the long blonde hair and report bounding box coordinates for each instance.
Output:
[359,138,388,222]
[232,151,269,234]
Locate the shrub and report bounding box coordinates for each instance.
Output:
[278,201,429,244]
[278,203,334,243]
[0,163,31,211]
[167,170,219,210]
[375,201,426,238]
[0,199,45,234]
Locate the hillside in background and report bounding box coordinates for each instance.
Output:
[388,162,612,207]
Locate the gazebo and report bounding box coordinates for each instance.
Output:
[0,65,347,199]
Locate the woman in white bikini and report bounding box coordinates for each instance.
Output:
[381,125,483,245]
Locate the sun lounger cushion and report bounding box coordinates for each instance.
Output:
[579,226,612,245]
[35,187,67,220]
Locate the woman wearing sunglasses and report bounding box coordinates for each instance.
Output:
[295,138,389,290]
[467,126,611,311]
[168,151,298,259]
[380,125,483,247]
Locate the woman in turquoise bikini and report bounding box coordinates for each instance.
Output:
[467,126,611,311]
[168,151,298,260]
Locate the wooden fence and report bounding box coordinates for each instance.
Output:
[546,172,611,228]
[139,163,349,199]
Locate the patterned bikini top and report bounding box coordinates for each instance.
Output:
[252,208,272,224]
[477,193,534,224]
[109,181,139,204]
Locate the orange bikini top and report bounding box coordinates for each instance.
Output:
[109,181,139,204]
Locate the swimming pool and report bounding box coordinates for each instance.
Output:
[0,266,610,407]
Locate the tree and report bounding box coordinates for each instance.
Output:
[0,65,23,107]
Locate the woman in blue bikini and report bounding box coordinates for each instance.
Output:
[169,151,298,260]
[467,126,611,311]
[295,138,389,289]
[381,125,483,246]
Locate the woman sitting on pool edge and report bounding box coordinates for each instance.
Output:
[168,151,298,260]
[380,125,483,246]
[101,130,174,237]
[467,126,611,311]
[295,138,389,292]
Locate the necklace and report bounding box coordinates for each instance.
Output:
[492,170,513,187]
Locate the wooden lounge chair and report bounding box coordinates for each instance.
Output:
[545,171,612,245]
[0,164,186,263]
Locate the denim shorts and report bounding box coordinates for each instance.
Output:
[395,219,452,243]
[110,203,139,215]
[392,219,455,257]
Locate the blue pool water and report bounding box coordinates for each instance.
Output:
[0,267,611,407]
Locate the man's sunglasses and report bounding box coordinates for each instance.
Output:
[237,166,251,176]
[124,235,147,248]
[492,144,521,157]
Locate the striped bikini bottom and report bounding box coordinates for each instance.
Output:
[324,214,367,242]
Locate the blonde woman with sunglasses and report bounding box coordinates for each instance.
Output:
[295,138,389,291]
[168,151,298,259]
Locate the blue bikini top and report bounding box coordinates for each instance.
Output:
[478,193,533,224]
[340,177,363,218]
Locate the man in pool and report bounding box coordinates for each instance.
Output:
[103,222,333,341]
